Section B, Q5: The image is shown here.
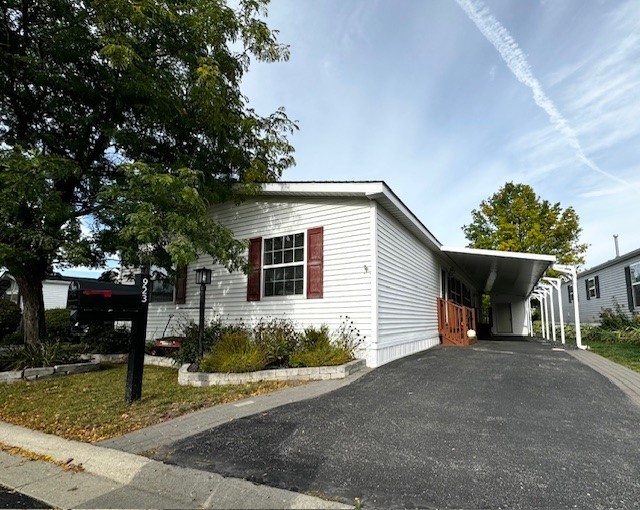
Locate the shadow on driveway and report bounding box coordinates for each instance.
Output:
[154,340,640,509]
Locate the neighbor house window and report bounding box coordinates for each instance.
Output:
[263,232,305,297]
[150,279,174,302]
[585,276,600,300]
[567,284,574,303]
[631,262,640,307]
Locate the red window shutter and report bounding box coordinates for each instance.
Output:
[247,237,262,301]
[174,265,187,304]
[307,227,324,299]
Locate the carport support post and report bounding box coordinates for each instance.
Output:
[539,290,549,340]
[552,264,585,350]
[126,273,150,404]
[544,284,556,343]
[544,278,565,345]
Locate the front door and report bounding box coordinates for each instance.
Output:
[495,303,513,334]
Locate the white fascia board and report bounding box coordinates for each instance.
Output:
[440,246,556,263]
[365,185,442,250]
[259,181,385,197]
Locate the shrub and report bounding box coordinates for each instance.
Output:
[334,315,365,358]
[300,324,331,350]
[84,324,131,354]
[289,342,351,368]
[199,330,266,373]
[290,324,351,368]
[45,308,73,342]
[599,304,639,330]
[171,317,225,365]
[1,331,23,345]
[0,300,21,340]
[253,317,299,367]
[0,341,84,371]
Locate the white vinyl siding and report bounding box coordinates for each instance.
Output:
[146,197,373,348]
[375,206,440,366]
[42,280,71,310]
[557,259,637,325]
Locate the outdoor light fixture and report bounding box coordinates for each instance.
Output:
[195,267,212,285]
[194,267,212,362]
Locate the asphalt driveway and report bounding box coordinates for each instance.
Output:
[153,340,640,509]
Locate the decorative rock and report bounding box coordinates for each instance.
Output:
[0,370,23,383]
[23,367,55,380]
[53,362,100,375]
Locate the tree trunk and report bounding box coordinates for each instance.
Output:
[14,274,46,346]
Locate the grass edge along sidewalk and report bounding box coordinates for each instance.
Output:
[0,363,304,443]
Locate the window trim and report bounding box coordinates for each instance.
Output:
[586,276,600,300]
[149,278,174,303]
[261,230,307,299]
[631,261,640,307]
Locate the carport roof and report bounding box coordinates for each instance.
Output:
[440,246,556,298]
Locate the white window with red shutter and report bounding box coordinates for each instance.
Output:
[247,227,323,301]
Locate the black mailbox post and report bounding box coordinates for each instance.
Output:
[68,274,151,403]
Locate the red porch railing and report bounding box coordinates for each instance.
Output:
[437,298,477,346]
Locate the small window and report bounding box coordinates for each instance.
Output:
[631,262,640,307]
[150,279,174,303]
[568,285,574,303]
[586,276,600,299]
[263,232,304,297]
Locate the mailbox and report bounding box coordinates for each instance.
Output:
[68,280,142,324]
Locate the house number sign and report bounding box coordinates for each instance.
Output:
[140,275,150,304]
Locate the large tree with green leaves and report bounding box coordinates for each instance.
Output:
[462,182,588,266]
[0,0,296,344]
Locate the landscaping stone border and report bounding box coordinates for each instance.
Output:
[178,359,366,387]
[0,360,100,384]
[90,353,177,367]
[0,354,176,384]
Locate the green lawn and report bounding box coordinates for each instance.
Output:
[0,363,301,442]
[588,342,640,373]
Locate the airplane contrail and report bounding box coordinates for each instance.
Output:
[455,0,629,186]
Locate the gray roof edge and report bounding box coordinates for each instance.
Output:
[579,246,640,277]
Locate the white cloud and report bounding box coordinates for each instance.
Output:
[455,0,631,188]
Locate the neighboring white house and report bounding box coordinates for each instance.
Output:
[554,246,640,325]
[145,181,556,368]
[0,272,75,310]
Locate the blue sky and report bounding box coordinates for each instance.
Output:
[243,0,639,267]
[64,0,639,277]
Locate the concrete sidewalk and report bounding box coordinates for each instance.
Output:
[0,368,372,510]
[568,348,640,407]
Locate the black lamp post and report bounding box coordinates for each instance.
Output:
[194,267,212,363]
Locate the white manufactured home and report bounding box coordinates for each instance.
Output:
[145,182,556,367]
[555,247,640,325]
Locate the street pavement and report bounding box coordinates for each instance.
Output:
[1,338,639,509]
[0,485,49,509]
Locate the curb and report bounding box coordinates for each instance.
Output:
[0,421,350,509]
